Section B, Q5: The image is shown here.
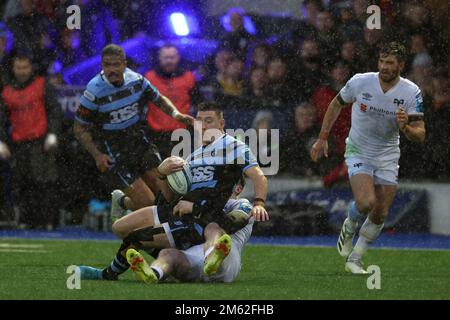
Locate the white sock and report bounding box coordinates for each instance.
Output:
[150,265,164,280]
[204,246,214,260]
[348,217,384,261]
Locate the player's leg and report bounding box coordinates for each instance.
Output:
[127,247,193,283]
[203,222,232,276]
[338,170,376,258]
[348,183,397,263]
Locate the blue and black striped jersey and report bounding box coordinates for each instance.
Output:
[182,133,258,228]
[75,68,159,139]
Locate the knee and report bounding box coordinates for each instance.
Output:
[355,197,376,214]
[112,220,127,238]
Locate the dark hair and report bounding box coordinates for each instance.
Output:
[379,42,407,63]
[12,53,32,64]
[101,44,126,61]
[197,102,224,118]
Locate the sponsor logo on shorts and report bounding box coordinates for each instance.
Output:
[353,163,363,168]
[360,103,368,112]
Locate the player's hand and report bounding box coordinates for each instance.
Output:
[158,156,186,176]
[0,142,11,160]
[396,107,408,132]
[43,133,58,152]
[173,200,194,217]
[175,113,195,127]
[95,153,114,172]
[251,205,269,222]
[310,139,328,162]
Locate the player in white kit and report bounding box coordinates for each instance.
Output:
[125,198,254,283]
[311,42,426,274]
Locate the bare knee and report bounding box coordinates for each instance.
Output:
[355,197,376,214]
[112,220,127,239]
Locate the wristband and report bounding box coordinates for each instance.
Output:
[253,198,266,207]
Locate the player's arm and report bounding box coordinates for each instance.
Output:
[310,95,346,162]
[396,109,425,144]
[73,106,113,172]
[0,102,10,160]
[142,78,194,126]
[244,166,269,222]
[153,94,194,126]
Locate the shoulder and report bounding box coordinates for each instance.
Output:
[399,77,420,93]
[351,72,378,82]
[124,68,145,84]
[85,73,106,96]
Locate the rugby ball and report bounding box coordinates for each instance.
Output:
[226,198,253,227]
[167,162,192,195]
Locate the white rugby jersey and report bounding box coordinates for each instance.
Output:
[339,72,423,162]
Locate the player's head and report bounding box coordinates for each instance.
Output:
[196,102,225,145]
[158,44,180,74]
[101,44,127,86]
[231,175,246,198]
[12,54,33,83]
[378,42,406,83]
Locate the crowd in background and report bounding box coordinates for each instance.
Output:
[0,0,449,228]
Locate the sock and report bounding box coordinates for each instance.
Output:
[348,201,363,223]
[118,195,127,210]
[102,241,131,280]
[150,265,164,280]
[348,217,384,261]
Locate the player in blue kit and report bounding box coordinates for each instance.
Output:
[73,44,194,217]
[78,102,269,281]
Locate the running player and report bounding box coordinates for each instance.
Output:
[73,44,194,217]
[310,42,425,274]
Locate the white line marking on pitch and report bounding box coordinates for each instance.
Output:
[0,243,45,249]
[0,248,49,253]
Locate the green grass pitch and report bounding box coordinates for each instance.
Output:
[1,238,449,300]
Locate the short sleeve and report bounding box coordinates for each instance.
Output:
[74,104,96,125]
[235,143,258,172]
[79,89,98,111]
[339,74,359,104]
[142,78,160,102]
[407,87,424,114]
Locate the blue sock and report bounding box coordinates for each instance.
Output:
[348,201,361,222]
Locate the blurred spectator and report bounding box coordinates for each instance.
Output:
[291,0,321,43]
[407,53,433,96]
[220,8,256,60]
[293,38,328,100]
[311,60,352,187]
[0,54,62,229]
[6,0,56,75]
[265,57,295,106]
[358,26,384,72]
[55,28,86,68]
[424,68,450,179]
[252,110,278,169]
[248,43,273,71]
[339,39,363,72]
[47,60,65,87]
[243,67,270,109]
[315,10,340,68]
[212,57,245,99]
[145,45,201,159]
[78,0,120,57]
[279,102,321,177]
[311,60,352,155]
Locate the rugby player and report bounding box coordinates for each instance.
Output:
[80,102,269,280]
[311,42,425,274]
[73,44,194,218]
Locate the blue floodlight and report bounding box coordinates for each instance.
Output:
[170,12,190,36]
